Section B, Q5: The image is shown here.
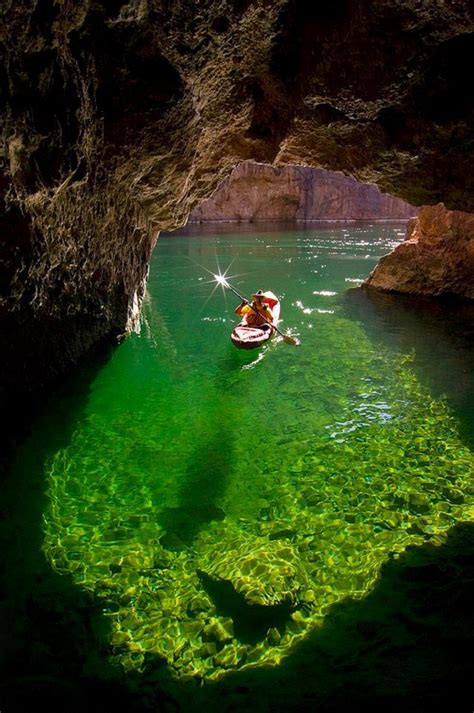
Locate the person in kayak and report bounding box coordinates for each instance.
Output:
[235,289,274,329]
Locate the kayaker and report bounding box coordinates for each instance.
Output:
[235,289,274,329]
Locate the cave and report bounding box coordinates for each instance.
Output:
[1,1,473,407]
[1,2,474,712]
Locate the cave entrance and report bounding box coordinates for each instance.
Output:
[177,161,416,226]
[154,159,417,341]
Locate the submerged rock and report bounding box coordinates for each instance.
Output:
[198,536,308,606]
[266,626,282,646]
[202,617,234,644]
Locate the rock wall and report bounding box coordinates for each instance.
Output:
[365,204,474,299]
[188,162,416,222]
[1,1,473,405]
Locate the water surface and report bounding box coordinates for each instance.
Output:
[9,223,474,682]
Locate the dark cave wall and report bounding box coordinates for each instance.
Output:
[0,0,473,404]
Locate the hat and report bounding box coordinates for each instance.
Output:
[252,289,265,299]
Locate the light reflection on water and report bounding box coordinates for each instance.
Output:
[26,223,474,680]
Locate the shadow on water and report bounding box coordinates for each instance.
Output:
[197,571,294,646]
[0,343,147,712]
[159,350,248,549]
[181,521,474,713]
[343,288,474,449]
[158,423,232,549]
[157,344,256,550]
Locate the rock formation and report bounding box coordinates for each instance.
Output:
[198,536,309,607]
[365,204,474,299]
[1,1,473,406]
[188,161,416,222]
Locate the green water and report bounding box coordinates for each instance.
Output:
[13,224,474,682]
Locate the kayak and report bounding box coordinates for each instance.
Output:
[230,291,280,350]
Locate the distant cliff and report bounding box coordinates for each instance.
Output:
[188,162,416,222]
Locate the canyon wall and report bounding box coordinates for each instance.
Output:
[188,162,416,222]
[1,1,473,406]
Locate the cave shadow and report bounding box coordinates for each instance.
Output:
[0,340,167,713]
[167,521,474,713]
[343,288,474,450]
[0,316,109,483]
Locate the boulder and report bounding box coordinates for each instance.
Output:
[365,204,474,299]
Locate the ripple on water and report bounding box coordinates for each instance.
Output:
[37,226,474,681]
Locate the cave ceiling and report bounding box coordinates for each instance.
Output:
[2,0,473,232]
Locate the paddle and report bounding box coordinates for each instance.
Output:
[215,275,300,346]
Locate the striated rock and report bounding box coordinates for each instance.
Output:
[188,161,416,222]
[365,204,474,299]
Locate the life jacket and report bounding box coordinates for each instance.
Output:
[242,301,273,326]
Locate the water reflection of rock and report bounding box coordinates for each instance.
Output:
[343,288,474,449]
[140,288,178,362]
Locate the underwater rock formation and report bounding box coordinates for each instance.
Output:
[1,1,473,401]
[365,204,474,299]
[198,536,309,606]
[188,162,416,222]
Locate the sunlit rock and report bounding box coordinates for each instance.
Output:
[188,161,416,222]
[365,204,474,299]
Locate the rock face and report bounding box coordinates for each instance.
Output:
[1,1,473,407]
[188,161,416,222]
[365,204,474,299]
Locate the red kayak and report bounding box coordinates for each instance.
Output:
[231,292,280,350]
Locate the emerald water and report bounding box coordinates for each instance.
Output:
[5,224,474,687]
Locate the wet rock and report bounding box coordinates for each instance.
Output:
[268,528,297,541]
[159,532,187,551]
[202,617,234,644]
[266,627,281,646]
[152,551,173,570]
[301,589,316,604]
[111,630,131,646]
[407,493,431,514]
[180,620,205,640]
[213,643,246,669]
[198,642,218,658]
[186,594,214,616]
